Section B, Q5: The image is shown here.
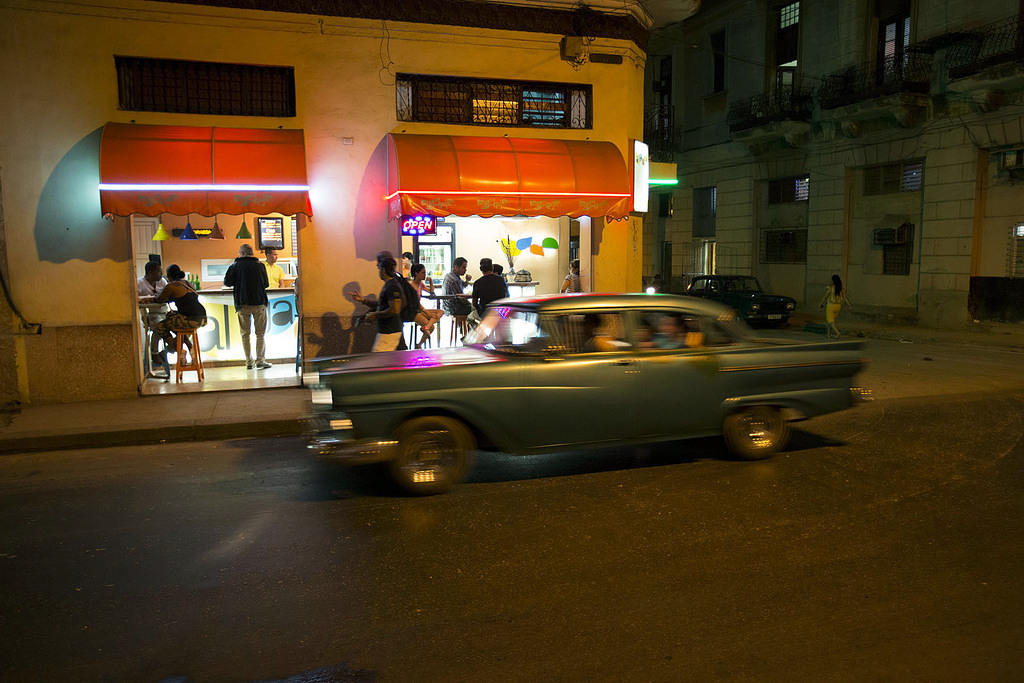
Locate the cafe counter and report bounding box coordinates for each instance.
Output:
[142,287,298,362]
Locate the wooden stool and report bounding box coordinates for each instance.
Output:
[173,328,204,383]
[448,315,468,347]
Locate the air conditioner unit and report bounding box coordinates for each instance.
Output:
[560,36,585,62]
[873,222,912,245]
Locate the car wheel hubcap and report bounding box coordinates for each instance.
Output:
[742,413,775,449]
[403,428,459,484]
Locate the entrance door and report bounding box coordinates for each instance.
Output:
[131,217,161,277]
[416,221,454,283]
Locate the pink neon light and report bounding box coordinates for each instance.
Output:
[385,190,630,200]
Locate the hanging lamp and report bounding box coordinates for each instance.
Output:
[236,217,252,240]
[153,222,171,241]
[180,215,198,240]
[209,216,225,240]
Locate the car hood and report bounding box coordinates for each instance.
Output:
[317,346,505,376]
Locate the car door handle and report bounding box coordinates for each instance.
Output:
[612,359,634,366]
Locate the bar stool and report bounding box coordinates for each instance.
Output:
[173,328,204,383]
[448,315,468,347]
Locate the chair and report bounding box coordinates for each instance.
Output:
[173,328,204,383]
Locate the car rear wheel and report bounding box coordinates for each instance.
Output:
[722,406,790,460]
[389,416,475,495]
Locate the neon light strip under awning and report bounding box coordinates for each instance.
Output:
[100,183,310,192]
[385,190,630,200]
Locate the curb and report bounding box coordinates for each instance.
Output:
[0,418,307,455]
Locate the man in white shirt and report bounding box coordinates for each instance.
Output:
[137,261,168,300]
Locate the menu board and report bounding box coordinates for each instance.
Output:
[257,216,285,250]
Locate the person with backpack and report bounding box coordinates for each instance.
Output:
[353,255,409,352]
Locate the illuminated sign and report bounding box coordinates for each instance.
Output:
[257,216,285,250]
[400,214,437,236]
[633,140,650,213]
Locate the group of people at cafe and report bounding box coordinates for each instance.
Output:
[137,245,290,378]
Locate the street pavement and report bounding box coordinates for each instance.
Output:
[0,314,1021,455]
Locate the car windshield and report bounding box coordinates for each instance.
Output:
[464,307,553,353]
[723,277,762,292]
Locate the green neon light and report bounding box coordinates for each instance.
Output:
[648,178,679,186]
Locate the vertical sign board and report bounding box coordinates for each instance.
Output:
[257,216,285,250]
[633,140,650,213]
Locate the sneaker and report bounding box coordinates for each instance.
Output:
[256,360,272,370]
[246,360,255,370]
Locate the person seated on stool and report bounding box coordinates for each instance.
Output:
[468,257,509,329]
[410,263,443,348]
[150,264,207,373]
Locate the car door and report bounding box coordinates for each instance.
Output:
[520,311,642,450]
[629,309,727,438]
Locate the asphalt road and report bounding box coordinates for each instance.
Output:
[1,339,1022,682]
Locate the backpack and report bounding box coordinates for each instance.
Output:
[394,275,420,323]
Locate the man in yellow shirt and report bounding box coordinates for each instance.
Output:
[263,248,287,289]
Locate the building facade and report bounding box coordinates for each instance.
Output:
[644,0,1024,327]
[1,0,653,404]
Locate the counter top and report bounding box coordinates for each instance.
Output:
[196,287,295,294]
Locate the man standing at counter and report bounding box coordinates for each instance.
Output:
[224,244,271,370]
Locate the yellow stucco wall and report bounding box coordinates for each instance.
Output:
[1,0,645,401]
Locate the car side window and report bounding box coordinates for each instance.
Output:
[560,312,630,354]
[631,311,706,351]
[689,279,705,293]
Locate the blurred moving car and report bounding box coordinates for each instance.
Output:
[308,294,868,494]
[685,275,796,326]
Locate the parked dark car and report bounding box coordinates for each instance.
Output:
[307,294,868,494]
[685,275,796,325]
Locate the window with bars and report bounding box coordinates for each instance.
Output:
[1011,223,1024,277]
[396,74,591,129]
[115,56,295,117]
[864,160,923,195]
[883,242,913,274]
[761,228,807,263]
[768,175,810,203]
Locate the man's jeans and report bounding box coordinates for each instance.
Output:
[236,304,268,362]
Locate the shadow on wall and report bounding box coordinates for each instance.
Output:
[305,282,378,357]
[352,136,396,262]
[34,127,124,263]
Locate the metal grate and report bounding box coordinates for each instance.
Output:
[644,103,676,162]
[819,52,931,109]
[115,56,295,117]
[946,15,1024,80]
[779,2,799,29]
[883,243,912,275]
[761,228,807,263]
[396,74,591,129]
[726,85,813,131]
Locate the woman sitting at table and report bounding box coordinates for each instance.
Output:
[410,264,443,348]
[150,264,207,370]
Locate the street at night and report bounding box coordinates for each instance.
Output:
[2,339,1022,681]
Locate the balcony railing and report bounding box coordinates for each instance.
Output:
[819,53,932,110]
[644,103,676,162]
[726,85,813,132]
[946,15,1024,79]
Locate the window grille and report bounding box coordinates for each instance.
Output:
[1011,224,1024,277]
[115,56,295,117]
[761,228,807,263]
[864,160,923,195]
[779,2,799,29]
[883,243,912,274]
[396,74,591,129]
[768,175,810,203]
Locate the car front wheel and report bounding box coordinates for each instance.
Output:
[722,406,790,460]
[389,416,475,495]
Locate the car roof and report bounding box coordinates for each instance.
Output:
[496,292,734,316]
[695,274,756,280]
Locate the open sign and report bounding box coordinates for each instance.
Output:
[400,214,437,236]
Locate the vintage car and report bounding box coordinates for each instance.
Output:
[308,293,868,494]
[685,275,797,326]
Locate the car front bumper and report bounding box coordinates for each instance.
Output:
[306,386,398,463]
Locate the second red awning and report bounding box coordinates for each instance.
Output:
[386,134,631,219]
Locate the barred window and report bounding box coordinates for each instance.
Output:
[779,2,800,29]
[397,74,592,129]
[883,243,912,274]
[1011,223,1024,277]
[864,160,923,195]
[115,56,295,117]
[761,228,807,263]
[768,175,810,203]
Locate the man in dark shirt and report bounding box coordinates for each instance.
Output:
[471,257,509,320]
[353,256,404,351]
[224,243,271,370]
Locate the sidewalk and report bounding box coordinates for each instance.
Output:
[0,386,311,455]
[1,316,1021,456]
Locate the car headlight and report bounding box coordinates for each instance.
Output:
[786,301,795,310]
[750,303,760,312]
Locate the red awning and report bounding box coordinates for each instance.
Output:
[99,123,311,217]
[386,134,631,219]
